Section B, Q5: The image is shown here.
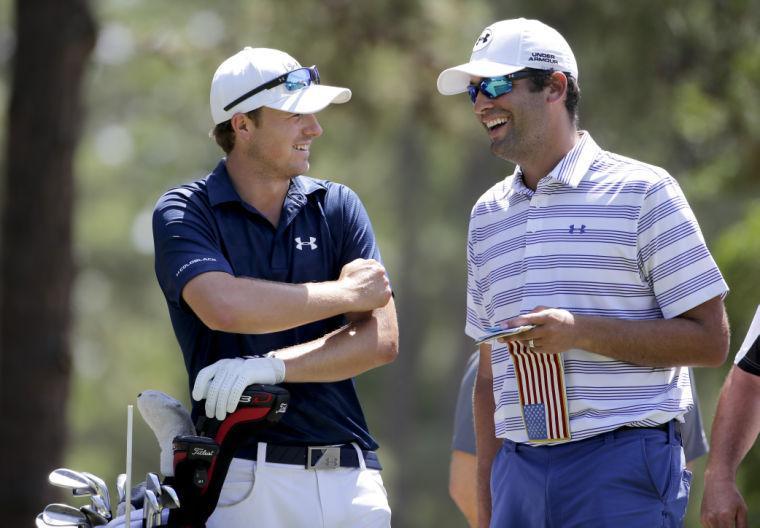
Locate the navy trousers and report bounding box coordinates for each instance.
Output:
[490,422,691,527]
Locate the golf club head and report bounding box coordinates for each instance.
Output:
[35,513,57,528]
[48,469,94,497]
[146,472,162,496]
[116,473,126,504]
[144,489,160,528]
[80,504,109,526]
[160,485,180,509]
[82,472,111,513]
[42,503,88,526]
[138,390,196,477]
[89,494,111,521]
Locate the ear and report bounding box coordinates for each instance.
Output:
[230,113,253,139]
[546,71,568,105]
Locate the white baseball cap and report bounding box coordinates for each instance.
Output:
[437,18,578,95]
[210,47,352,124]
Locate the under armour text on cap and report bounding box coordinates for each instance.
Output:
[210,47,352,124]
[437,18,578,96]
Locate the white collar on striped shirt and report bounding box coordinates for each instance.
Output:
[511,131,602,195]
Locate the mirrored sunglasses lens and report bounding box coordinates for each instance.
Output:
[467,85,478,103]
[284,69,312,91]
[482,78,512,98]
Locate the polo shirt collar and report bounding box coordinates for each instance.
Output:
[288,174,327,201]
[207,159,240,206]
[206,159,327,207]
[510,131,601,195]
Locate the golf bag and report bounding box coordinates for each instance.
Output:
[165,384,289,528]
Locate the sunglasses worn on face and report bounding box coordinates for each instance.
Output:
[224,66,321,112]
[467,70,537,104]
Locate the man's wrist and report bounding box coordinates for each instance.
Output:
[704,463,737,482]
[241,354,286,384]
[571,314,591,350]
[265,353,286,383]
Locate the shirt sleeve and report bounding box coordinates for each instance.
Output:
[325,183,382,264]
[152,186,234,306]
[452,351,479,454]
[736,335,760,376]
[637,172,728,319]
[465,204,491,341]
[734,305,760,376]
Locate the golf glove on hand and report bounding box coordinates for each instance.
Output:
[192,356,286,420]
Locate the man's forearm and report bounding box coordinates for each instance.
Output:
[573,297,728,366]
[183,258,391,334]
[449,450,478,527]
[271,298,399,382]
[511,296,729,367]
[187,274,356,333]
[704,366,760,480]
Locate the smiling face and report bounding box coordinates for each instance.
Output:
[471,75,550,165]
[238,106,323,180]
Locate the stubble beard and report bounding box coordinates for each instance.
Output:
[246,140,304,181]
[490,118,545,168]
[490,129,532,165]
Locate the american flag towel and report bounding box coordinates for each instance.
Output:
[508,341,571,442]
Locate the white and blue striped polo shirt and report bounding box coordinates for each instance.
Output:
[465,132,728,445]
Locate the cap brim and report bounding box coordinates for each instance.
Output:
[265,84,351,114]
[437,60,523,95]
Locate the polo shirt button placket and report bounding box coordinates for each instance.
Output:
[526,192,543,236]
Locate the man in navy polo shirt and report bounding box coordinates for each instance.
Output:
[152,47,398,527]
[437,18,729,527]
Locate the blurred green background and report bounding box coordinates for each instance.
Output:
[1,0,759,526]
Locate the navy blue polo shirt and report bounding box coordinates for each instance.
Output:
[153,159,383,452]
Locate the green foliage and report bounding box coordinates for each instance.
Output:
[1,0,759,525]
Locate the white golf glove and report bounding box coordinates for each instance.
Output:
[192,356,286,420]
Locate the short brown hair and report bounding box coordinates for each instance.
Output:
[527,71,580,127]
[209,108,262,154]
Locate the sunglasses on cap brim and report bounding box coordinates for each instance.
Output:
[224,65,321,112]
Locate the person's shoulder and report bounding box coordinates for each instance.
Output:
[592,149,674,187]
[471,177,515,217]
[154,175,212,212]
[479,176,514,202]
[301,176,367,207]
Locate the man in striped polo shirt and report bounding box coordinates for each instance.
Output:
[437,18,730,527]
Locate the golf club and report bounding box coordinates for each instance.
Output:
[42,503,89,527]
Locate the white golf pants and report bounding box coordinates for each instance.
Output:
[206,443,391,528]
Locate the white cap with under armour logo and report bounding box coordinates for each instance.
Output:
[437,18,578,95]
[210,47,352,124]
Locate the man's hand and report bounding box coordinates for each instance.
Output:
[500,307,577,354]
[338,258,391,312]
[701,476,748,528]
[192,357,286,420]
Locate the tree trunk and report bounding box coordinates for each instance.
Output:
[0,1,95,524]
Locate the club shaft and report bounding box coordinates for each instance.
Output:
[124,405,133,526]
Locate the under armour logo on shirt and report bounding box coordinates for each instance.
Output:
[295,236,318,250]
[568,224,586,234]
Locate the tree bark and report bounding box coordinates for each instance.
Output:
[0,1,95,524]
